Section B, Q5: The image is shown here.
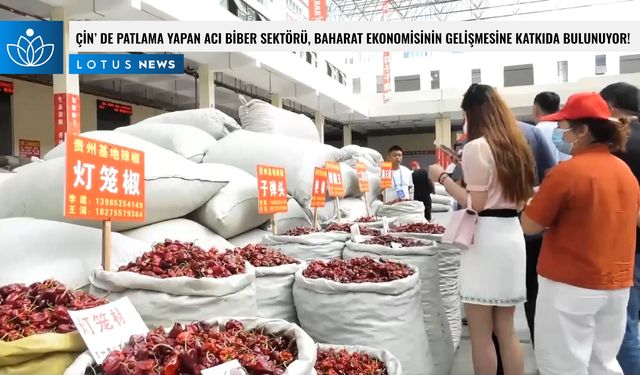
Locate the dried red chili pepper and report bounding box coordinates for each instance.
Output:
[316,347,388,375]
[363,235,422,248]
[303,257,413,283]
[232,244,299,267]
[391,222,446,234]
[283,227,317,236]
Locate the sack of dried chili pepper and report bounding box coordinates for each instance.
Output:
[376,201,427,226]
[390,222,447,242]
[0,280,107,375]
[343,239,454,375]
[65,317,317,375]
[316,343,402,375]
[262,231,348,261]
[89,240,258,327]
[293,259,431,375]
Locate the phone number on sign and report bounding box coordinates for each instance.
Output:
[95,197,143,209]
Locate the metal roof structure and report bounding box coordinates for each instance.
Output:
[329,0,635,22]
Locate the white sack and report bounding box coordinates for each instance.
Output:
[293,266,432,375]
[228,229,270,248]
[17,131,230,231]
[317,344,402,375]
[121,218,233,251]
[340,163,360,197]
[255,262,305,324]
[305,197,370,224]
[0,171,16,186]
[342,156,380,175]
[262,232,347,261]
[365,172,382,206]
[193,167,269,239]
[431,194,454,206]
[434,184,448,196]
[339,145,383,167]
[65,317,316,375]
[136,108,241,140]
[89,264,257,327]
[239,97,319,142]
[0,218,146,289]
[115,122,216,163]
[376,201,427,225]
[261,198,312,235]
[343,241,453,375]
[202,130,343,207]
[432,203,452,213]
[438,245,463,349]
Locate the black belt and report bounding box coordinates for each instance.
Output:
[478,209,519,218]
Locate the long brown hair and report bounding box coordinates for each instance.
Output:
[461,84,535,203]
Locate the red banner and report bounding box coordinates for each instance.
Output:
[436,149,452,170]
[310,167,329,208]
[0,80,14,95]
[54,93,81,146]
[308,0,327,20]
[381,0,391,104]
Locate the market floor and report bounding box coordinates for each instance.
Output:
[451,304,538,375]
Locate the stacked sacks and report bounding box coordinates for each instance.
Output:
[239,96,319,142]
[376,200,427,225]
[203,130,344,208]
[134,107,241,140]
[2,131,229,232]
[121,218,233,251]
[114,122,216,163]
[262,229,348,261]
[432,183,456,212]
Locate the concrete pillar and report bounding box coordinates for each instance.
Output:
[198,65,215,108]
[343,123,352,146]
[435,117,452,147]
[271,93,282,108]
[52,7,80,146]
[315,112,325,144]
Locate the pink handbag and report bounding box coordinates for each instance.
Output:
[442,194,478,250]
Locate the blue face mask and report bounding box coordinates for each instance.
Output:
[552,127,573,155]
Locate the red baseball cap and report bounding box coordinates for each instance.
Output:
[541,92,611,122]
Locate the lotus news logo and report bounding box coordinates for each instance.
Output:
[6,28,55,67]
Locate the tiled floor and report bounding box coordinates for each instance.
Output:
[451,304,538,375]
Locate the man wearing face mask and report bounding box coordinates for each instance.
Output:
[601,82,640,375]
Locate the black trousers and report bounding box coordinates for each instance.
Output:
[493,236,542,375]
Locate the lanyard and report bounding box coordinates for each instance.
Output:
[392,169,402,188]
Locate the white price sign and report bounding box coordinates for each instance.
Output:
[390,242,403,249]
[68,297,149,364]
[202,359,247,375]
[381,217,390,234]
[350,223,365,243]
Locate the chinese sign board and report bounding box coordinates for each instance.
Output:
[0,80,13,94]
[436,148,452,170]
[310,167,329,208]
[382,51,391,104]
[256,165,288,215]
[68,297,148,364]
[380,162,393,189]
[97,99,133,115]
[64,134,145,221]
[18,139,40,158]
[356,162,370,193]
[54,93,80,146]
[325,161,345,198]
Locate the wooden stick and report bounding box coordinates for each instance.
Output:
[335,197,341,221]
[363,194,371,217]
[271,214,277,235]
[102,220,112,271]
[313,208,319,229]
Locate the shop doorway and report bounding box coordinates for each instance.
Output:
[96,99,132,131]
[0,92,13,155]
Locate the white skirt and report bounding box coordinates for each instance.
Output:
[459,216,526,306]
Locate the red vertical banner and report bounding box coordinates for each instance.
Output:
[54,93,81,146]
[382,0,391,104]
[436,149,452,170]
[308,0,327,20]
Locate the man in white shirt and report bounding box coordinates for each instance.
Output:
[533,91,571,164]
[383,145,414,203]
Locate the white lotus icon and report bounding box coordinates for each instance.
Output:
[6,28,55,67]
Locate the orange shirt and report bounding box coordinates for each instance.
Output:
[525,145,639,290]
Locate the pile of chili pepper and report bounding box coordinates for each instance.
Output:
[100,320,296,375]
[117,239,245,279]
[0,279,107,342]
[363,235,422,248]
[353,216,378,223]
[325,223,381,236]
[315,347,388,375]
[283,227,317,236]
[391,223,446,234]
[232,244,299,267]
[303,257,413,284]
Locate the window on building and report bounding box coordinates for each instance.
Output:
[595,54,607,75]
[620,54,640,74]
[471,68,481,84]
[353,78,361,94]
[503,64,534,87]
[557,60,568,82]
[376,75,383,93]
[430,70,440,90]
[394,74,420,92]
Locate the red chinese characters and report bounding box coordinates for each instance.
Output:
[256,165,288,215]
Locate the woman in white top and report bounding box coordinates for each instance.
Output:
[429,84,536,375]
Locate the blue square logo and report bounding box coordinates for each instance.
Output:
[0,21,63,74]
